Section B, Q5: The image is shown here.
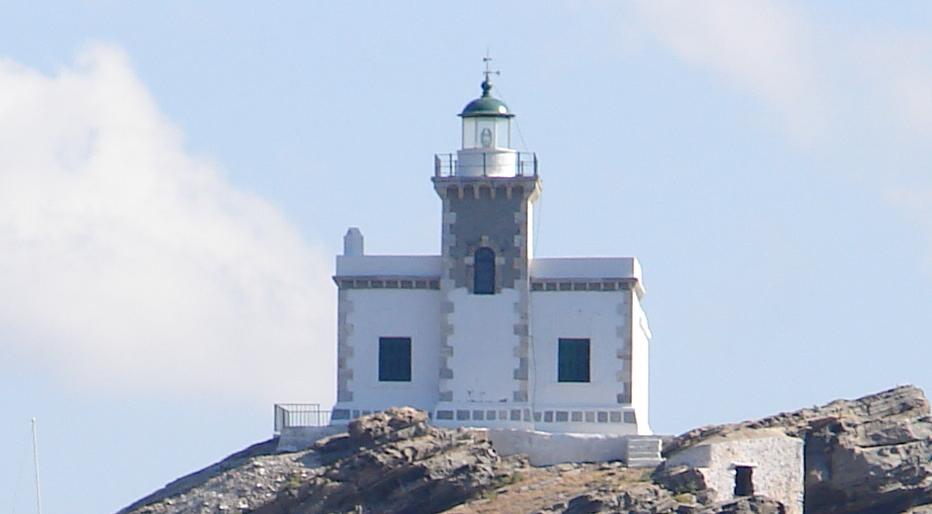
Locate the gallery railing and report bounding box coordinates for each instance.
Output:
[273,403,331,434]
[434,152,538,178]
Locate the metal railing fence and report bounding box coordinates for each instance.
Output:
[434,152,538,178]
[273,403,332,434]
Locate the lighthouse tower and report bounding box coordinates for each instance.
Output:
[330,66,652,435]
[432,71,541,421]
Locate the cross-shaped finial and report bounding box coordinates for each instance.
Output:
[482,53,500,84]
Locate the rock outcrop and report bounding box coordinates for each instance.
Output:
[544,484,786,514]
[256,407,519,514]
[118,438,283,514]
[122,387,932,514]
[665,385,932,514]
[124,407,526,514]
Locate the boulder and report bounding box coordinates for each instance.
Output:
[552,482,681,514]
[703,496,786,514]
[654,464,712,496]
[554,483,786,514]
[347,406,429,445]
[313,406,431,462]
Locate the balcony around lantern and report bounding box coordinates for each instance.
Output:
[434,150,538,178]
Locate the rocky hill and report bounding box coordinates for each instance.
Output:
[120,386,932,514]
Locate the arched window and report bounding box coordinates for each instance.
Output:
[474,247,495,295]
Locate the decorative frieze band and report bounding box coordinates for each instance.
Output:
[336,275,635,292]
[434,408,637,425]
[431,175,542,203]
[334,407,638,425]
[333,276,441,290]
[530,279,635,292]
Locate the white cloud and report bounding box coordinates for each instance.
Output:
[625,2,932,268]
[0,44,335,404]
[627,2,932,147]
[630,0,827,142]
[865,33,932,140]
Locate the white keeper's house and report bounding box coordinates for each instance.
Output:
[329,71,653,435]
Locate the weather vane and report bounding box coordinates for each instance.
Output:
[482,52,500,84]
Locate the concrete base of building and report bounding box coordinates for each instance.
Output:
[483,428,664,467]
[276,424,665,470]
[276,426,345,453]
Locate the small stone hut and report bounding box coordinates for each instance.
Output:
[665,429,803,514]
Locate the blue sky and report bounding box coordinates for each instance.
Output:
[1,2,931,513]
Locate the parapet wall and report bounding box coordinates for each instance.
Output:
[276,426,344,452]
[483,428,662,467]
[277,424,663,468]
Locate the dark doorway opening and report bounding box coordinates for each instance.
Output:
[473,247,495,295]
[734,465,754,497]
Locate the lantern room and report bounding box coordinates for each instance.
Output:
[455,76,522,177]
[460,79,514,150]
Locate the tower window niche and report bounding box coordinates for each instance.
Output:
[474,247,495,294]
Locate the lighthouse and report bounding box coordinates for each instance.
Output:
[330,65,652,435]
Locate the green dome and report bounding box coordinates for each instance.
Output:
[459,79,514,118]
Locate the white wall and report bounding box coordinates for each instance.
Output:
[530,290,628,407]
[530,257,639,281]
[631,292,652,434]
[336,255,442,277]
[446,287,520,405]
[486,429,629,466]
[341,288,441,412]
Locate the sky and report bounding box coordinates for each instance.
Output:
[1,1,931,513]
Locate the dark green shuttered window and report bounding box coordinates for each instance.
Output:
[379,337,411,382]
[474,247,495,295]
[558,338,590,383]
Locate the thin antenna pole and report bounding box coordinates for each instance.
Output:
[31,418,42,514]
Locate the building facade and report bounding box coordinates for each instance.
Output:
[330,74,652,435]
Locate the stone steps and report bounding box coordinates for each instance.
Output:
[625,436,664,468]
